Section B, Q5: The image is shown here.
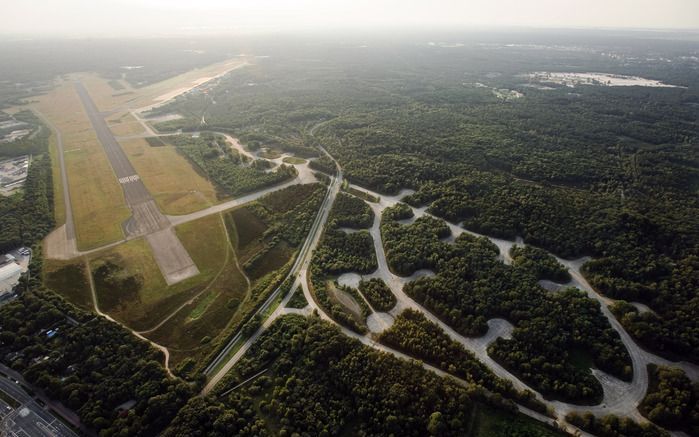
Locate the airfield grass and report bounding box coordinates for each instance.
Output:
[108,121,147,137]
[42,259,92,311]
[471,405,565,437]
[148,206,299,369]
[46,130,66,226]
[78,74,140,112]
[87,217,244,333]
[282,156,306,165]
[121,137,217,215]
[33,81,131,251]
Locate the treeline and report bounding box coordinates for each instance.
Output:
[0,154,54,253]
[167,133,297,198]
[566,412,669,437]
[639,365,699,435]
[0,291,193,436]
[168,314,476,436]
[311,229,376,275]
[248,183,325,247]
[378,309,548,415]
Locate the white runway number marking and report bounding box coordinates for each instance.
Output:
[119,175,140,184]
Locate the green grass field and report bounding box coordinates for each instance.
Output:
[282,156,307,165]
[472,406,565,437]
[122,138,217,215]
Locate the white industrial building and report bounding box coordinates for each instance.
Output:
[0,250,30,299]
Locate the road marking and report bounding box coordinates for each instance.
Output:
[118,175,140,184]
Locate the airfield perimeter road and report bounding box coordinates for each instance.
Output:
[74,82,199,285]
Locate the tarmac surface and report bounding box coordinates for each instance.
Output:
[74,82,198,285]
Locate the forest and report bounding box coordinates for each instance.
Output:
[156,37,699,367]
[378,309,548,415]
[0,291,194,436]
[166,314,560,437]
[639,365,699,434]
[0,113,54,255]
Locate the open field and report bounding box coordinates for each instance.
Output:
[32,81,131,250]
[109,121,146,136]
[282,156,306,165]
[42,259,92,311]
[145,213,250,368]
[121,137,217,215]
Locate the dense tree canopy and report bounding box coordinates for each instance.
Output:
[167,315,480,436]
[0,291,193,436]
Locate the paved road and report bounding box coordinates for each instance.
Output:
[74,82,198,285]
[0,367,80,437]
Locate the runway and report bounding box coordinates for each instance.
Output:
[74,82,198,284]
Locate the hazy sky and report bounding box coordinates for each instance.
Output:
[2,0,699,37]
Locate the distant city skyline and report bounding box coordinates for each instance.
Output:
[2,0,699,37]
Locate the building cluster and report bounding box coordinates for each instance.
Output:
[0,113,30,144]
[0,155,30,195]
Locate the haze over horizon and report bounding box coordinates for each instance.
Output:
[2,0,699,38]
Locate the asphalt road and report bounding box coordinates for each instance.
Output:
[74,82,198,285]
[0,371,78,437]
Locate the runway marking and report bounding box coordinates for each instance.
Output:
[118,175,140,184]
